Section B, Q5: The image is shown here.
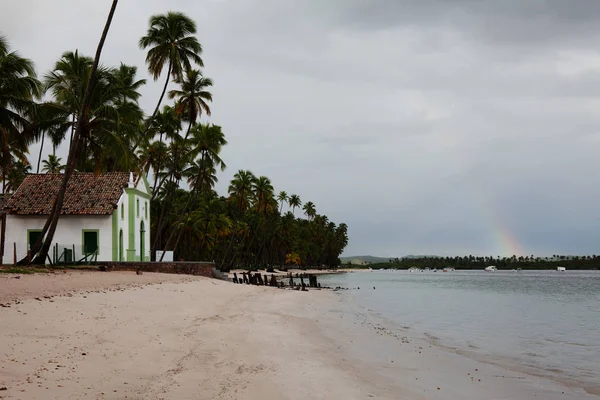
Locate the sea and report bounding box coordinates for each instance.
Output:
[318,270,600,395]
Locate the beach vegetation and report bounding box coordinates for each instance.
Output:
[0,2,348,268]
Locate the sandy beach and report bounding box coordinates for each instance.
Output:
[1,271,595,399]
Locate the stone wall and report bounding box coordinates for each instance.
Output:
[96,261,215,277]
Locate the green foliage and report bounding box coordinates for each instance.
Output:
[364,255,600,270]
[0,14,350,266]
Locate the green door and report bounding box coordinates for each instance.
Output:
[83,231,99,255]
[28,230,42,250]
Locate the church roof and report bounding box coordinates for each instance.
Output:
[4,172,131,215]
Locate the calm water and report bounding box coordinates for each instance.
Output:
[319,270,600,392]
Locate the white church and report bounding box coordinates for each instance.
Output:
[1,172,151,264]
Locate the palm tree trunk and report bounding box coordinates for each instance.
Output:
[69,114,75,148]
[151,132,164,197]
[131,60,173,155]
[150,175,174,257]
[36,133,45,173]
[27,0,119,264]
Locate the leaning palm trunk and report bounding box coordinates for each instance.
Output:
[36,133,45,173]
[24,0,119,264]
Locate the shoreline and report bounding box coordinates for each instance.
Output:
[1,271,596,399]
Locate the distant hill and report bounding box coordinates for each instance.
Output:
[340,255,393,265]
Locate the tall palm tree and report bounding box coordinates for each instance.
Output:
[184,157,217,192]
[28,0,120,264]
[288,194,301,216]
[143,105,181,197]
[45,53,144,172]
[228,170,256,215]
[111,63,146,104]
[253,176,275,216]
[0,35,42,192]
[303,201,316,221]
[44,50,92,146]
[186,123,226,192]
[168,69,212,138]
[139,11,203,132]
[277,191,288,214]
[42,154,65,173]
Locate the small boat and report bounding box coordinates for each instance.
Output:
[557,266,566,272]
[485,266,498,272]
[443,267,455,272]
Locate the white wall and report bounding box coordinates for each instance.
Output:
[2,214,113,264]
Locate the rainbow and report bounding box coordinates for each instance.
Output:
[469,183,525,257]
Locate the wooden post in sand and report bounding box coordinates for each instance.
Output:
[233,273,238,284]
[270,274,277,287]
[13,242,16,265]
[288,273,293,288]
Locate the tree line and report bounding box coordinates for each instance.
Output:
[0,1,349,268]
[354,255,600,270]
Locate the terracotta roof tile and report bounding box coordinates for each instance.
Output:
[4,173,130,215]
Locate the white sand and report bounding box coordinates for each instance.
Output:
[1,272,596,399]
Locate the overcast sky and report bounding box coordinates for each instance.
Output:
[3,0,600,257]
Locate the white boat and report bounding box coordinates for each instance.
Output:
[408,267,421,272]
[557,266,566,272]
[485,266,498,272]
[443,267,455,272]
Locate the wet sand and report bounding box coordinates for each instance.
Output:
[0,271,595,399]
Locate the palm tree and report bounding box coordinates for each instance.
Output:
[303,201,316,221]
[142,105,181,197]
[45,52,144,172]
[139,11,203,132]
[288,194,301,216]
[44,50,93,146]
[112,63,146,104]
[277,191,288,214]
[228,170,256,215]
[42,154,64,173]
[168,69,212,138]
[0,35,42,193]
[4,160,30,192]
[253,176,275,216]
[28,0,119,264]
[184,157,217,192]
[186,123,226,192]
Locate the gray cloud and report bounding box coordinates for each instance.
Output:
[3,0,600,257]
